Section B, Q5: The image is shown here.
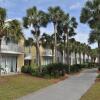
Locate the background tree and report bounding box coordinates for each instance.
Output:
[80,0,100,65]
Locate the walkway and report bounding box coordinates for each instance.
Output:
[18,68,98,100]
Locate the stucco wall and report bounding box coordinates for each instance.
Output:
[17,54,24,72]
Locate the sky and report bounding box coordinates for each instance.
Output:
[0,0,97,48]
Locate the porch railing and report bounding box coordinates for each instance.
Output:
[42,49,53,56]
[0,44,24,53]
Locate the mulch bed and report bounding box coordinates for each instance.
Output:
[97,71,100,73]
[95,78,100,82]
[50,74,68,83]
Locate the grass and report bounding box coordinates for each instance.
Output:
[80,79,100,100]
[0,74,55,100]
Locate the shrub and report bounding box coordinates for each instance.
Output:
[21,66,28,73]
[98,67,100,71]
[21,65,34,74]
[87,62,96,68]
[44,63,68,77]
[70,64,82,73]
[97,74,100,78]
[21,63,84,77]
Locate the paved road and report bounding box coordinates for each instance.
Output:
[17,68,98,100]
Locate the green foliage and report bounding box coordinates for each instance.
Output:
[87,62,96,68]
[22,62,99,78]
[21,63,68,78]
[21,65,34,74]
[44,63,67,77]
[70,64,82,73]
[97,74,100,78]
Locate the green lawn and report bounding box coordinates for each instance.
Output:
[0,74,54,100]
[80,82,100,100]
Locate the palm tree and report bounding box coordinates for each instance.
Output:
[81,43,87,63]
[88,30,100,62]
[71,40,79,64]
[23,6,49,72]
[24,38,33,66]
[24,38,34,53]
[86,45,91,62]
[0,7,6,50]
[48,6,64,63]
[90,48,98,63]
[77,42,83,64]
[80,0,100,65]
[41,33,55,63]
[6,19,24,42]
[62,15,78,65]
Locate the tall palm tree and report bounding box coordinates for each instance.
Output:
[80,0,100,65]
[23,6,49,72]
[0,7,6,50]
[48,6,64,63]
[62,15,78,65]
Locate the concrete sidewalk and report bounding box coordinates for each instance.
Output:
[17,68,98,100]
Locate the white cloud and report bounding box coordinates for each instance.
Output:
[70,2,81,10]
[74,32,97,49]
[74,33,89,44]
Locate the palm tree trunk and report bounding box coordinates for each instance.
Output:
[75,52,77,64]
[63,33,66,64]
[0,38,1,74]
[98,41,100,66]
[66,33,70,73]
[52,48,54,63]
[35,26,42,72]
[37,41,41,72]
[36,45,38,65]
[87,54,89,63]
[0,38,1,52]
[62,50,65,64]
[83,53,85,63]
[54,23,57,63]
[67,34,69,65]
[36,41,42,72]
[79,53,81,64]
